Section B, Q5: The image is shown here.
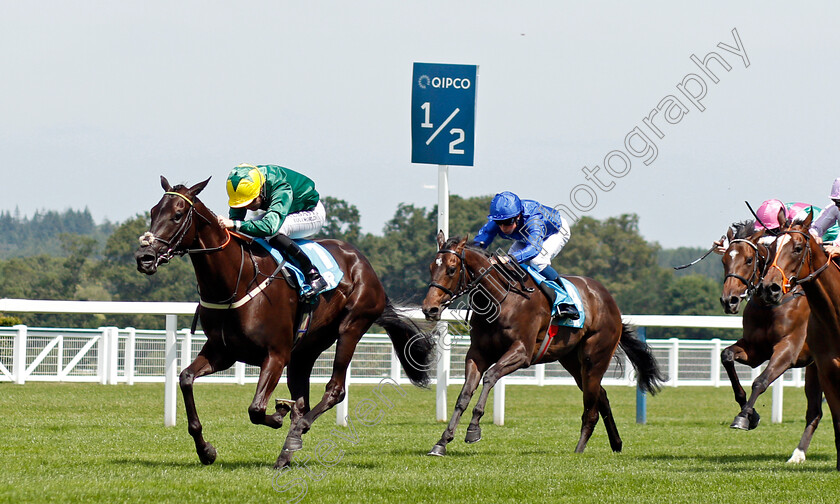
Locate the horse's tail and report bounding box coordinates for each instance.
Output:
[376,299,435,388]
[618,323,664,395]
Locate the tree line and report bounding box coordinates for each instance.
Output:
[0,197,735,338]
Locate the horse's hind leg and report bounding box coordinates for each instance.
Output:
[276,318,371,468]
[559,347,612,454]
[788,363,823,463]
[731,343,796,430]
[596,387,622,452]
[179,346,235,465]
[429,352,486,456]
[248,352,289,429]
[464,342,529,444]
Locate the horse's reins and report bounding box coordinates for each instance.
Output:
[428,248,532,310]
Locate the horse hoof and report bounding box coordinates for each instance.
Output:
[274,451,293,469]
[465,428,482,444]
[730,415,750,430]
[428,444,447,457]
[198,444,217,465]
[787,448,806,464]
[283,436,303,452]
[748,411,761,430]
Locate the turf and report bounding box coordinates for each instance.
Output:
[1,382,839,503]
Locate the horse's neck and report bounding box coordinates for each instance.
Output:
[801,245,840,327]
[464,249,531,294]
[188,209,254,300]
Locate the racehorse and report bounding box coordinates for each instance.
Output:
[134,177,435,468]
[421,233,663,456]
[719,221,822,463]
[757,212,840,470]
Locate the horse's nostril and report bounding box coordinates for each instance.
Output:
[769,284,782,294]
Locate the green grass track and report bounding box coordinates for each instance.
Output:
[2,382,839,503]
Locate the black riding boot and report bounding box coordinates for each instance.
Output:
[540,265,579,320]
[269,234,328,298]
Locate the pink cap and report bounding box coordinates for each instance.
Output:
[830,177,840,199]
[754,199,785,231]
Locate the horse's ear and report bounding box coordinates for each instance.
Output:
[776,206,788,229]
[160,176,172,192]
[726,227,735,241]
[436,230,446,250]
[457,234,469,250]
[188,177,211,197]
[802,207,814,228]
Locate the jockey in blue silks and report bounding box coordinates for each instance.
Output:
[474,191,579,320]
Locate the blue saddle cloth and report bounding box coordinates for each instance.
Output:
[524,265,586,329]
[254,238,344,296]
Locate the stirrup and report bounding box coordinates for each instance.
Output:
[554,303,580,321]
[302,270,328,299]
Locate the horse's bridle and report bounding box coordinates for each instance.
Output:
[768,229,840,291]
[140,191,231,267]
[723,238,767,297]
[428,247,508,309]
[766,230,816,294]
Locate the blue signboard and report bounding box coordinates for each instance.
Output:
[411,62,477,166]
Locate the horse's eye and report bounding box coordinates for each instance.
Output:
[174,211,183,221]
[745,257,753,265]
[793,244,803,254]
[447,266,456,276]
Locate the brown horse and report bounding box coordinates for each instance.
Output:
[134,177,435,468]
[757,212,840,470]
[719,221,822,463]
[421,233,663,456]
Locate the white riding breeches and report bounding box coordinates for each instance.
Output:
[267,201,326,240]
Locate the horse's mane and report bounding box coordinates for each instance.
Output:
[442,236,492,257]
[730,219,756,240]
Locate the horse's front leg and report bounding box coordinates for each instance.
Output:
[179,347,234,465]
[721,342,762,429]
[429,352,486,456]
[248,352,289,429]
[731,342,797,430]
[464,342,530,444]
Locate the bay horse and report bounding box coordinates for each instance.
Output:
[719,221,822,463]
[421,233,663,456]
[757,212,840,470]
[134,177,435,468]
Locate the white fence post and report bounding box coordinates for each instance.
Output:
[164,314,178,427]
[12,324,27,385]
[711,339,721,387]
[535,363,545,386]
[179,329,192,372]
[125,327,136,385]
[772,374,784,423]
[668,338,679,387]
[493,376,505,426]
[107,327,119,385]
[97,327,108,385]
[435,321,450,422]
[390,348,401,383]
[336,362,350,426]
[235,362,245,385]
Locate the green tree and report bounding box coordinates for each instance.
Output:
[315,196,362,243]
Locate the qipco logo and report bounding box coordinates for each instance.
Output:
[418,75,472,90]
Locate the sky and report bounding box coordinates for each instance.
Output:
[2,1,839,249]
